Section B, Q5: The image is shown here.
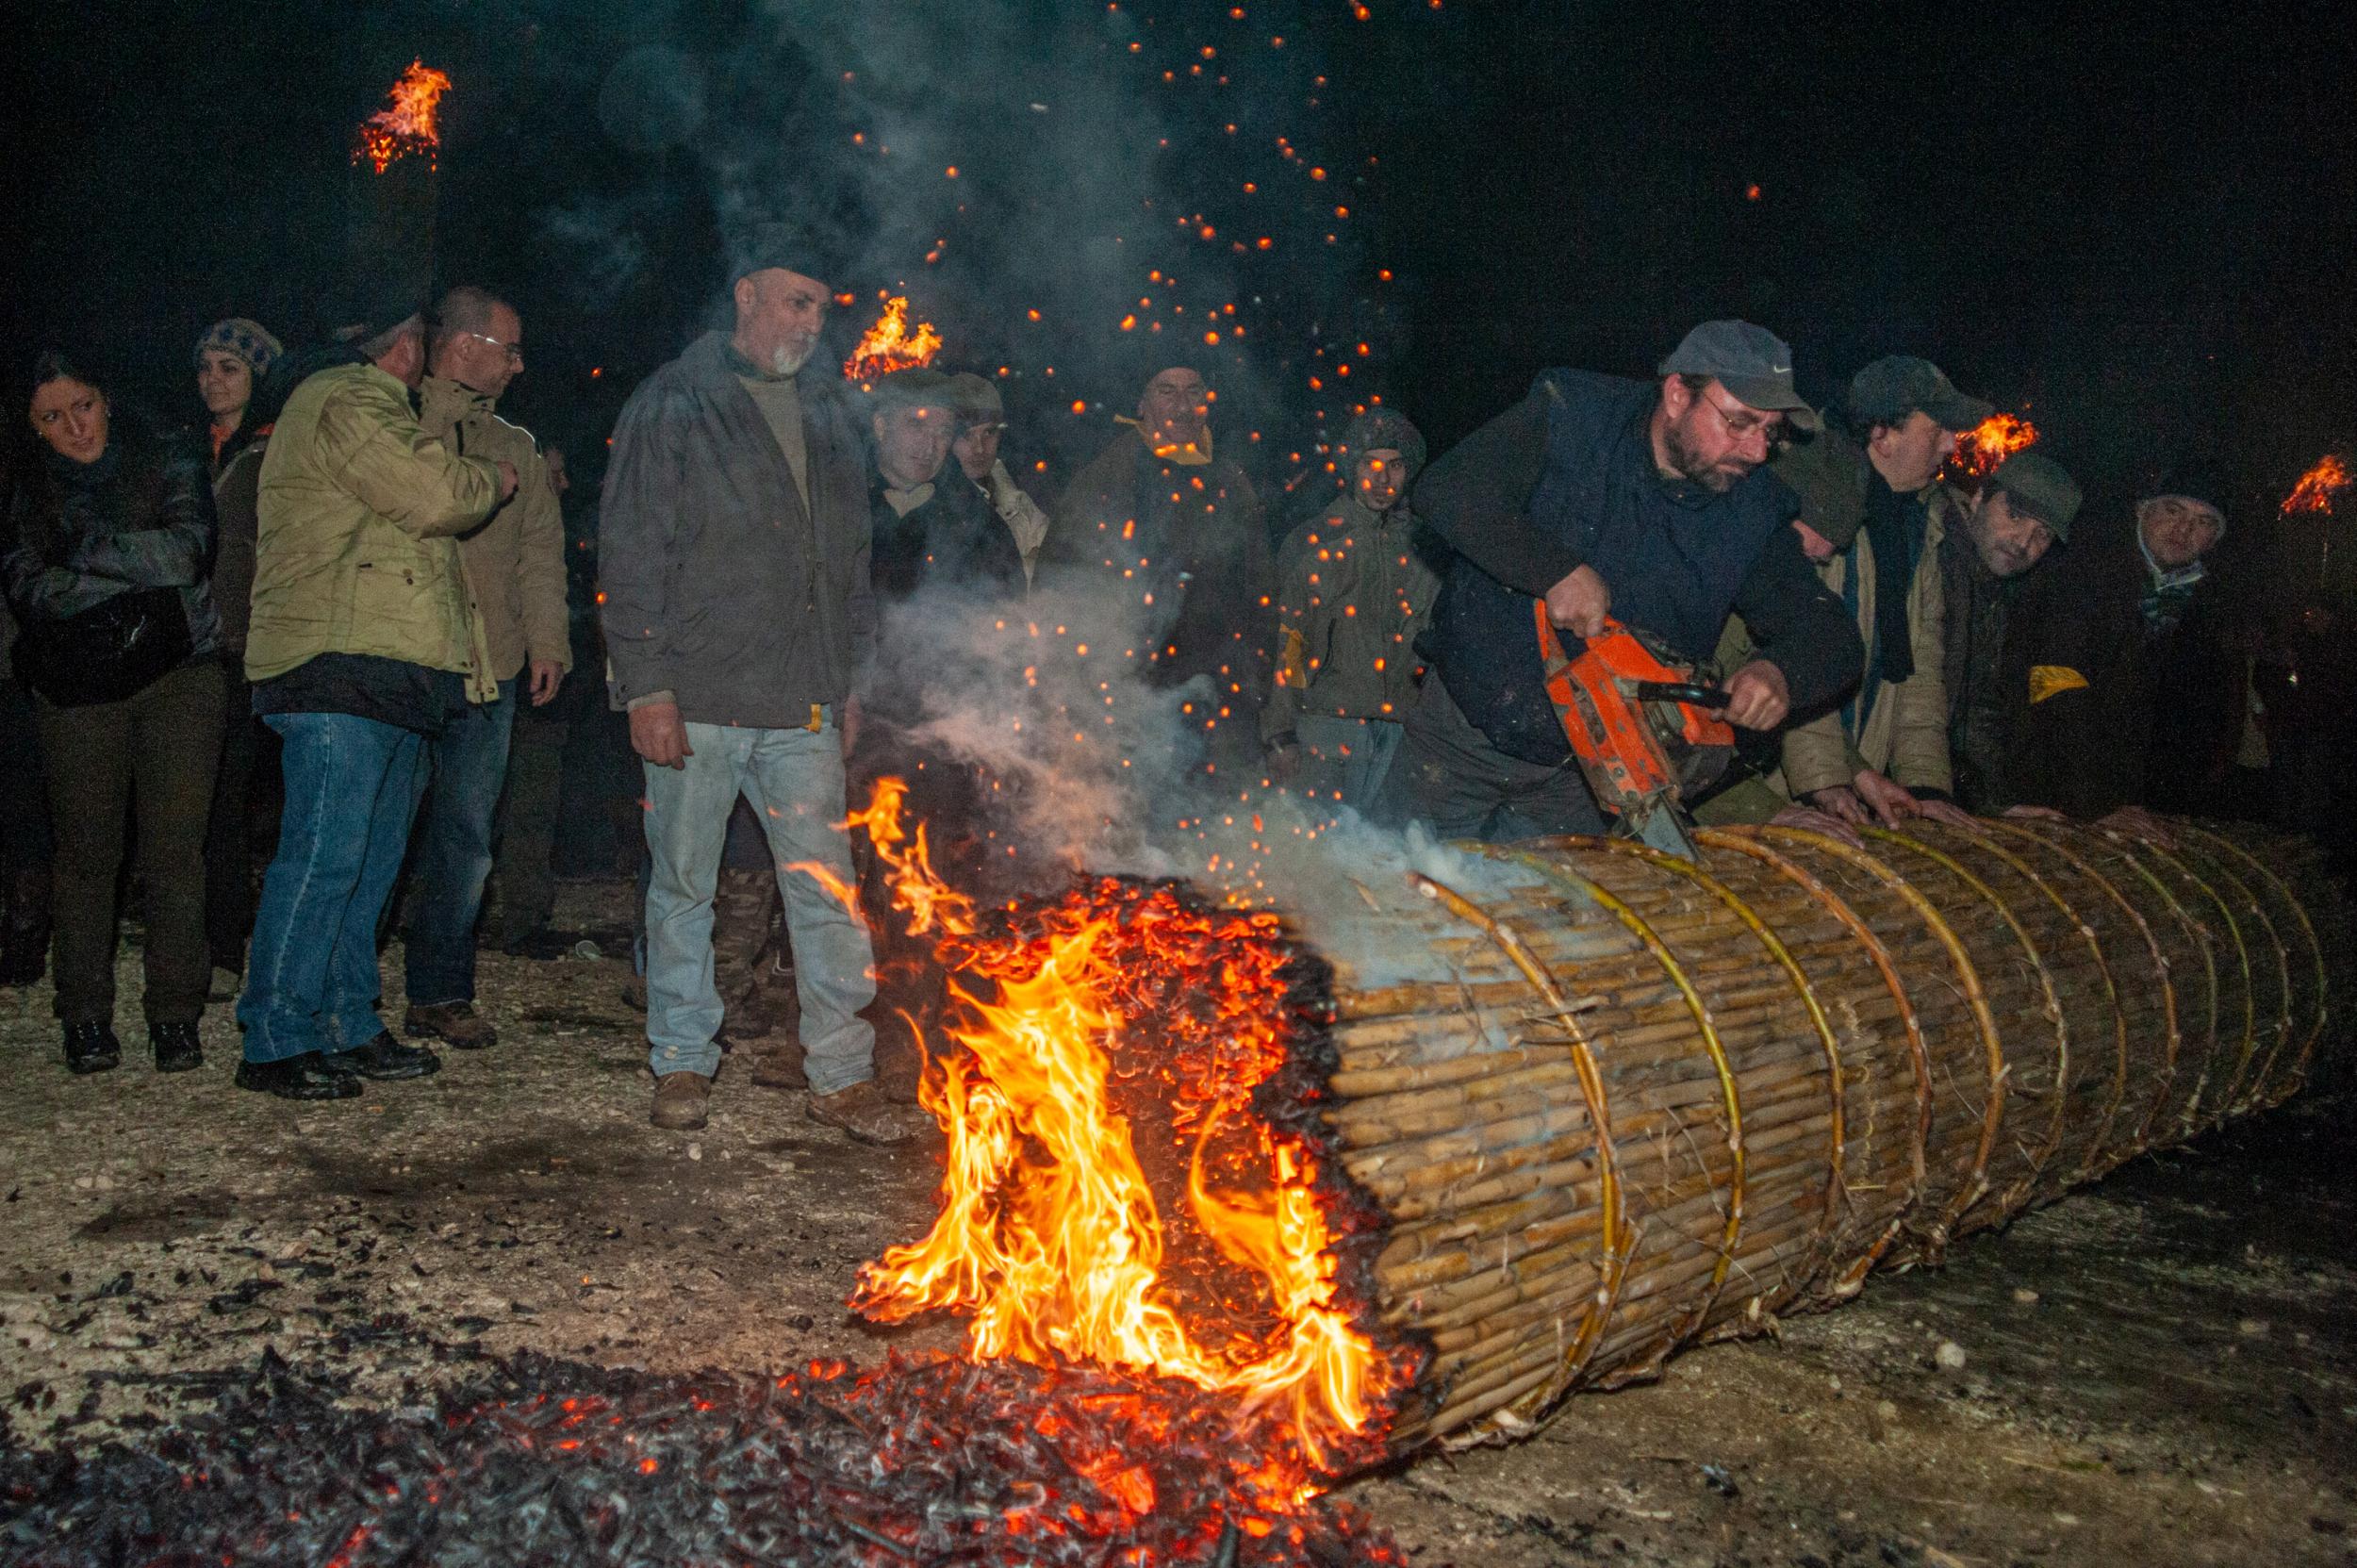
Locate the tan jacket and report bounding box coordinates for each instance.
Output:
[1780,499,1953,798]
[247,361,503,697]
[417,377,569,682]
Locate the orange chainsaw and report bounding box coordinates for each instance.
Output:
[1535,607,1737,860]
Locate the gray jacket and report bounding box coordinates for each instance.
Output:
[600,332,875,727]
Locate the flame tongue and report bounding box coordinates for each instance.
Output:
[354,58,452,174]
[2283,454,2350,516]
[848,782,1408,1477]
[1946,411,2038,481]
[844,294,945,385]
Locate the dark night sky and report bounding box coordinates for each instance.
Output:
[8,1,2354,554]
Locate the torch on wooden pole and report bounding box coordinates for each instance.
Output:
[344,59,450,305]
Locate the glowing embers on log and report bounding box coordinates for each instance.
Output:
[1943,411,2037,481]
[847,779,1418,1483]
[844,293,945,387]
[353,58,451,174]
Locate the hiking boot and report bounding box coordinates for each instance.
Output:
[651,1071,710,1130]
[808,1080,931,1146]
[335,1032,442,1081]
[404,999,499,1049]
[235,1051,362,1100]
[749,1032,807,1091]
[62,1022,122,1075]
[150,1021,204,1073]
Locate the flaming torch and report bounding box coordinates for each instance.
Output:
[2281,453,2352,580]
[844,294,945,388]
[1941,410,2038,485]
[345,59,451,309]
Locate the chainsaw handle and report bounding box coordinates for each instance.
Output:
[1631,680,1731,710]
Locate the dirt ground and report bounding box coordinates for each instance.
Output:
[2,879,2351,1567]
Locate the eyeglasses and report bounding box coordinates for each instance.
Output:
[460,330,524,366]
[1698,388,1779,439]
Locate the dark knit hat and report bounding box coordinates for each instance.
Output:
[323,267,429,347]
[193,318,284,381]
[2150,458,2231,525]
[728,221,849,289]
[1342,407,1427,484]
[1987,452,2083,540]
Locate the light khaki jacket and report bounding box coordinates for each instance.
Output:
[1779,498,1953,798]
[417,377,570,682]
[247,361,503,698]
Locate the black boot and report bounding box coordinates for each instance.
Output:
[62,1022,122,1075]
[150,1021,204,1073]
[234,1051,361,1100]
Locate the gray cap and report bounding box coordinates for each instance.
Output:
[1987,452,2082,541]
[946,371,1003,425]
[868,367,960,414]
[1659,321,1821,432]
[1849,355,1992,434]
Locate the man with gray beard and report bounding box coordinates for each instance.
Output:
[600,226,924,1145]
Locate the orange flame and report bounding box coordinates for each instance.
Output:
[1944,411,2038,481]
[354,59,452,175]
[846,780,1404,1477]
[2282,454,2350,517]
[843,296,944,385]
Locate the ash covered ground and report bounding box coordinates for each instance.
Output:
[3,880,2352,1566]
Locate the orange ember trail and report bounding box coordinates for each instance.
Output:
[353,59,452,174]
[2282,454,2350,516]
[843,295,944,385]
[844,779,1409,1481]
[1944,411,2037,481]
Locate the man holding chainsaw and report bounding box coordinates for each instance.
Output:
[1398,321,1862,843]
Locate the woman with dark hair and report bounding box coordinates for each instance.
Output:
[2,353,226,1074]
[194,319,287,995]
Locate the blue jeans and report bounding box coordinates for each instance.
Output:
[641,713,877,1091]
[239,712,428,1063]
[403,679,517,1004]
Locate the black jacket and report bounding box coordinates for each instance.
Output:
[1414,371,1860,766]
[600,333,875,726]
[2,411,222,661]
[2003,509,2236,817]
[870,466,1026,605]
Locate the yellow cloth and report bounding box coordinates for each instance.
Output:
[1113,414,1212,465]
[2028,665,2090,704]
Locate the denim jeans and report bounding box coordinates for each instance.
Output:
[239,711,428,1063]
[641,713,877,1091]
[404,679,517,1005]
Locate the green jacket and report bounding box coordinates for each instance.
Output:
[1262,496,1440,743]
[246,362,503,698]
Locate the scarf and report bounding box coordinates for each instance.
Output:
[2136,530,2206,634]
[1114,415,1212,466]
[1860,474,1920,688]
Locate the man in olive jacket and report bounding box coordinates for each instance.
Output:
[238,289,516,1100]
[601,226,923,1145]
[400,288,570,1050]
[1756,357,1991,828]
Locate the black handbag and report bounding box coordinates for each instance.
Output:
[13,586,194,707]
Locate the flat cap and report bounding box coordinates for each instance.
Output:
[1988,452,2083,540]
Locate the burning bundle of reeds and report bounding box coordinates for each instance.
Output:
[1310,817,2342,1452]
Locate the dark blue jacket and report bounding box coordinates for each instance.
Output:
[1415,370,1861,765]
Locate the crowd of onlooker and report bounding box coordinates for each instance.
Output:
[4,223,2346,1145]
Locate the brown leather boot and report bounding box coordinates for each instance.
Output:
[650,1071,710,1130]
[404,1000,500,1049]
